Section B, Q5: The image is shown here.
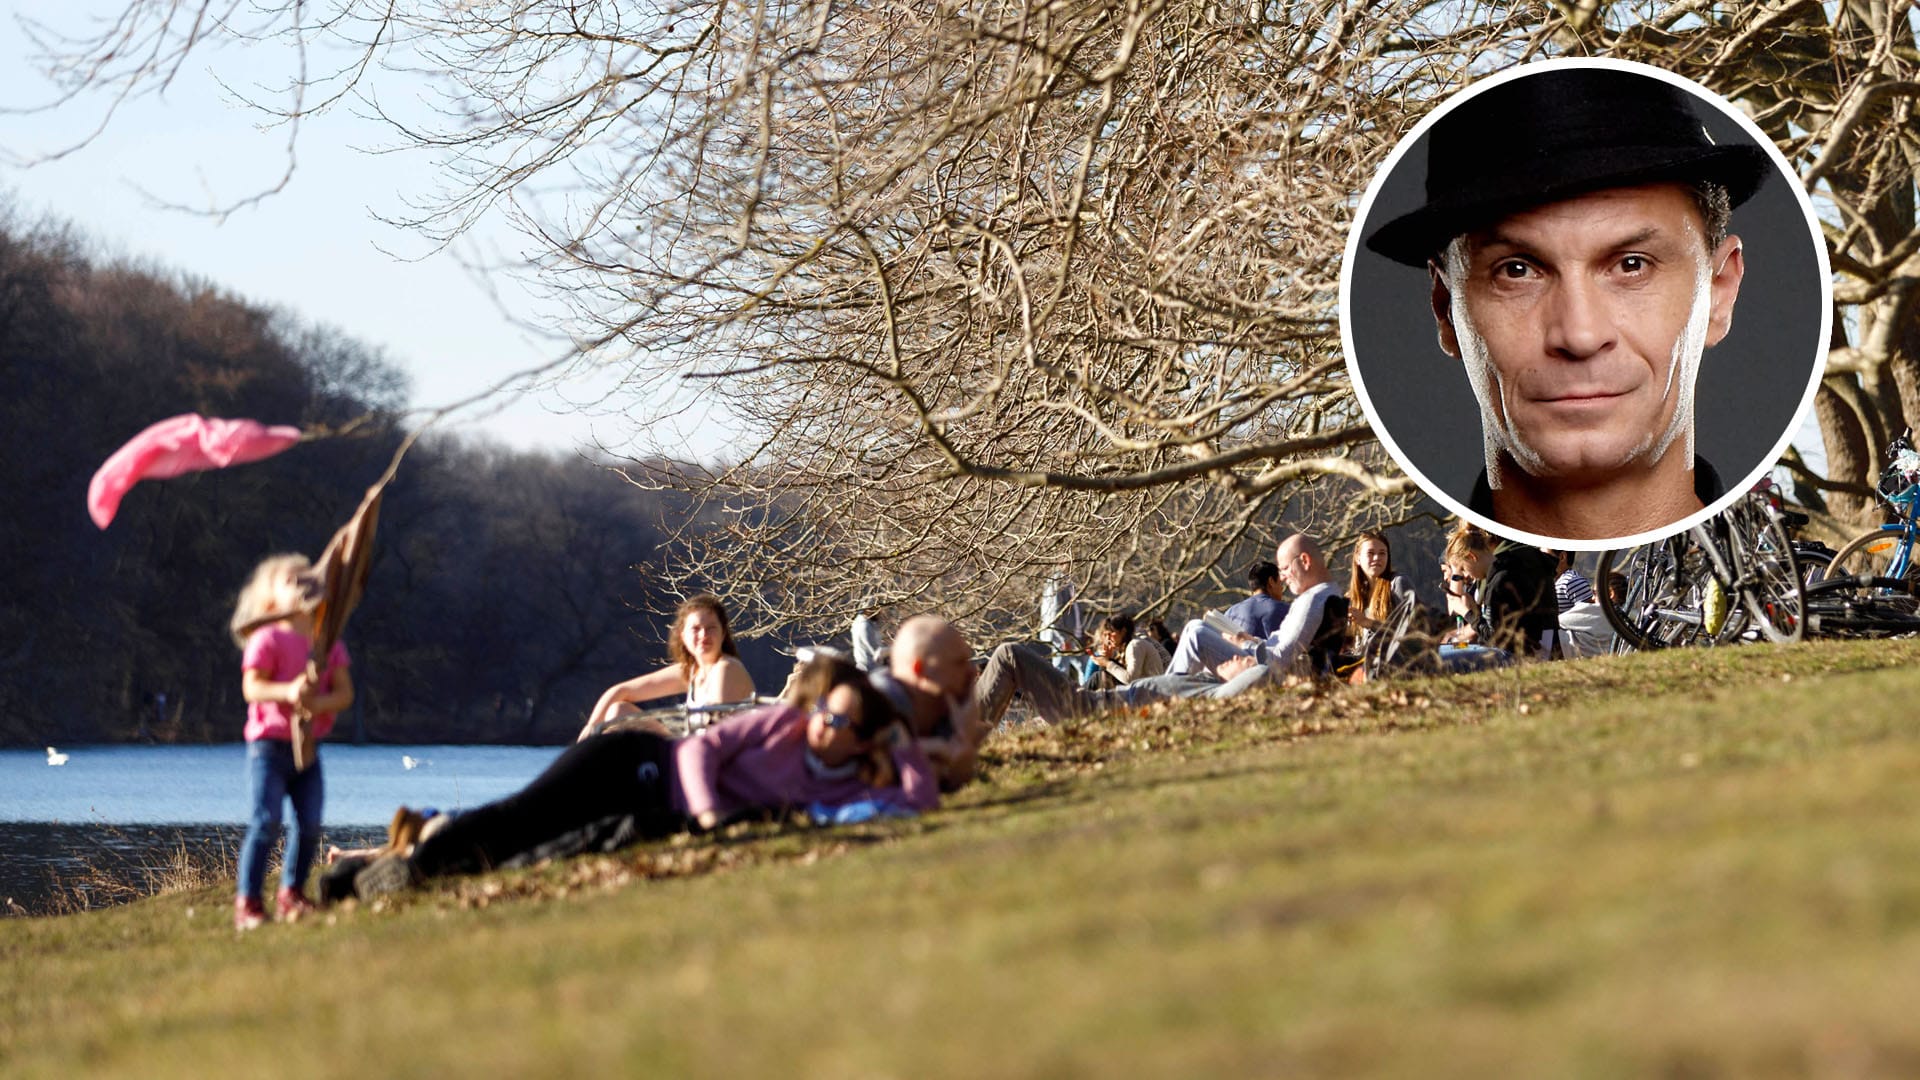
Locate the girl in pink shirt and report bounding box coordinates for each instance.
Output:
[229,554,354,930]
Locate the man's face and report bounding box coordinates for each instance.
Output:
[1430,183,1744,487]
[1275,541,1307,595]
[922,632,975,698]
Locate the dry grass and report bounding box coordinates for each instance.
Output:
[8,637,1920,1077]
[36,829,237,916]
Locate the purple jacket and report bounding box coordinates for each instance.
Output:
[672,704,939,822]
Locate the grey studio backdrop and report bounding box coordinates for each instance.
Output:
[1346,86,1825,511]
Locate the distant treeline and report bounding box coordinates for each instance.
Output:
[0,208,790,747]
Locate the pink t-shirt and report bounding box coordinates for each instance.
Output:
[241,625,350,744]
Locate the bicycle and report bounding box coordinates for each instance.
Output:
[1800,432,1920,636]
[1598,531,1731,650]
[1718,478,1809,642]
[1598,480,1805,650]
[1824,431,1920,597]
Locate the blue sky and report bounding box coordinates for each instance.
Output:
[0,2,639,455]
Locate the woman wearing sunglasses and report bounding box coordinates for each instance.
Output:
[344,656,935,896]
[676,656,935,831]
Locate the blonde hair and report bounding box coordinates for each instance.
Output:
[229,553,311,648]
[1443,521,1494,566]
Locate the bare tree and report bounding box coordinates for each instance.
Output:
[17,0,1920,632]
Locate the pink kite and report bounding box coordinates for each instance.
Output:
[88,414,304,528]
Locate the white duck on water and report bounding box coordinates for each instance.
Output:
[45,747,68,766]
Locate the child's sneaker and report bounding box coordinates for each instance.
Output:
[275,886,317,922]
[234,895,268,932]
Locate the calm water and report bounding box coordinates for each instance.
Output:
[0,743,561,914]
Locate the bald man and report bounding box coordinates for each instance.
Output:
[870,614,985,791]
[1163,533,1338,684]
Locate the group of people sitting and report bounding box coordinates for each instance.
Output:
[1434,524,1620,666]
[984,522,1627,724]
[332,522,1612,902]
[978,528,1449,722]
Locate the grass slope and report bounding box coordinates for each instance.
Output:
[6,639,1920,1078]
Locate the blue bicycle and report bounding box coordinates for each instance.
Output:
[1813,431,1920,627]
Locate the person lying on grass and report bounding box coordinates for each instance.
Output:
[338,656,936,899]
[870,614,988,792]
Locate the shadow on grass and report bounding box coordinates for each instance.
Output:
[945,778,1085,814]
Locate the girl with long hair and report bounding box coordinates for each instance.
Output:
[229,553,354,929]
[1345,531,1416,630]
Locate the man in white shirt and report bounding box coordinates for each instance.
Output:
[1157,533,1337,690]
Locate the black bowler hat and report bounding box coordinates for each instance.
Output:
[1363,66,1774,268]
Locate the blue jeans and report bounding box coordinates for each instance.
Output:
[1102,665,1272,708]
[1168,619,1253,676]
[237,739,324,900]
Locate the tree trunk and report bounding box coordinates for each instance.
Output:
[1816,381,1873,525]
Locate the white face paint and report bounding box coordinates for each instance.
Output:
[1445,237,1541,485]
[1441,231,1714,491]
[1652,259,1715,467]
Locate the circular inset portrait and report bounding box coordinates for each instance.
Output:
[1342,58,1830,549]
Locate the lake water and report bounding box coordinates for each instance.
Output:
[1,743,561,914]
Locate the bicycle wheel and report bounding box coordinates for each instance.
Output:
[1803,573,1920,637]
[1794,543,1834,584]
[1363,596,1421,680]
[1599,537,1711,651]
[1687,521,1755,646]
[1598,546,1651,650]
[1724,501,1805,643]
[1827,525,1920,615]
[1830,526,1911,578]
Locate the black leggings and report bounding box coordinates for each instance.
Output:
[412,731,685,878]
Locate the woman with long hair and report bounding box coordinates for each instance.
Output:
[1345,531,1416,632]
[577,594,756,740]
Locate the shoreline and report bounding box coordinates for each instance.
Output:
[0,821,385,917]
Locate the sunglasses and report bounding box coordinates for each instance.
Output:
[814,708,857,731]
